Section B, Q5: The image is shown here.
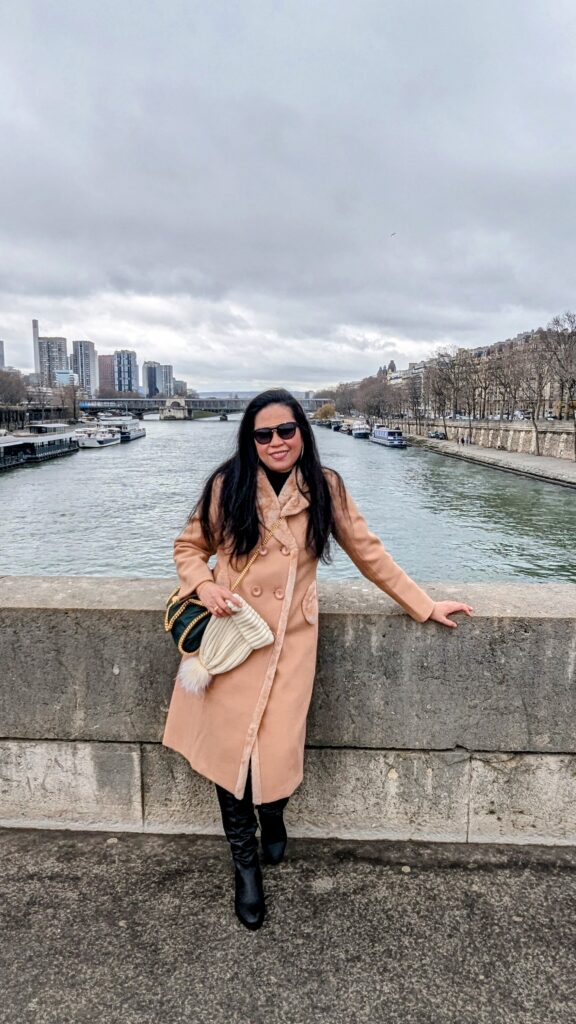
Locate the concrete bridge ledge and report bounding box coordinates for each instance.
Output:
[1,574,575,616]
[1,577,575,845]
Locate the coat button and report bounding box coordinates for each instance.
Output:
[274,588,285,600]
[259,546,268,556]
[280,546,290,556]
[251,585,262,597]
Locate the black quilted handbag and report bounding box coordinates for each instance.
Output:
[164,518,282,655]
[164,592,210,655]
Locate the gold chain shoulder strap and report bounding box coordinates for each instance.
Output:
[165,516,282,651]
[165,517,285,634]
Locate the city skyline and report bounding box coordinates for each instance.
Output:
[7,307,420,391]
[23,319,180,396]
[2,311,557,397]
[2,3,576,390]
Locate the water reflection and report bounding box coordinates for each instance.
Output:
[313,428,576,584]
[0,417,574,583]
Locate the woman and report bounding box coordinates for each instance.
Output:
[163,388,472,931]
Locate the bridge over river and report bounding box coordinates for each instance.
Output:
[79,396,324,418]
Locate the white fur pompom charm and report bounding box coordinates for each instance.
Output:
[176,652,213,694]
[176,597,274,695]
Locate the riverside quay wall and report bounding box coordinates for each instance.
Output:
[406,419,575,460]
[1,577,576,845]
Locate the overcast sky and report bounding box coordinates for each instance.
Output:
[1,0,576,390]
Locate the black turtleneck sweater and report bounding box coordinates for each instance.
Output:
[262,463,292,496]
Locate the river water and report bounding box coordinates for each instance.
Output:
[1,417,574,583]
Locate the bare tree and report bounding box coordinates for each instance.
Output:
[517,340,551,455]
[457,350,482,440]
[424,363,449,434]
[355,376,395,425]
[333,383,358,416]
[59,384,82,421]
[475,355,497,419]
[434,348,466,419]
[491,347,523,420]
[547,312,576,460]
[0,370,26,405]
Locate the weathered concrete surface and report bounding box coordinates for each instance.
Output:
[0,577,177,742]
[470,753,576,845]
[287,748,470,841]
[408,434,576,487]
[312,585,576,751]
[2,578,576,843]
[7,739,576,845]
[143,745,470,841]
[0,740,141,831]
[2,827,576,1024]
[2,577,576,752]
[142,742,219,833]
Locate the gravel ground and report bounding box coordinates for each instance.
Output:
[2,828,576,1024]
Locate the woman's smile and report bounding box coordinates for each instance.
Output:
[253,402,302,472]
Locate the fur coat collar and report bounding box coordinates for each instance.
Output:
[257,464,310,531]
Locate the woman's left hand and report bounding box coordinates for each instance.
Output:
[428,601,473,628]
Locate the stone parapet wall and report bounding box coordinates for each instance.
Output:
[1,577,576,844]
[405,419,575,460]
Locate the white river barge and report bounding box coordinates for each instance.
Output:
[0,422,79,472]
[370,426,407,448]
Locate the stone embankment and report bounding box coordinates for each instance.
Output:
[407,434,576,488]
[2,576,576,845]
[405,418,575,461]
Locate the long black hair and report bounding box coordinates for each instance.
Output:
[193,388,343,562]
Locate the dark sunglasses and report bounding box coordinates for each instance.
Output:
[253,421,299,445]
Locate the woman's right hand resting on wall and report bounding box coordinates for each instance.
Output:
[197,581,243,617]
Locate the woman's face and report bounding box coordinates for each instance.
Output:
[253,403,303,473]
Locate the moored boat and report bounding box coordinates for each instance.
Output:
[371,426,407,448]
[97,414,146,442]
[351,419,371,439]
[0,422,79,472]
[75,428,121,448]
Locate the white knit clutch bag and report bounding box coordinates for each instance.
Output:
[177,596,274,694]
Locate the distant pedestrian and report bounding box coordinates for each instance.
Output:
[163,388,472,930]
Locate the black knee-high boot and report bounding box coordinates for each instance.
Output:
[257,796,289,865]
[215,778,265,931]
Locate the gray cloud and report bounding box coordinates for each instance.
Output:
[1,0,575,387]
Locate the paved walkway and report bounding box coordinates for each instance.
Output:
[2,828,576,1024]
[407,435,576,488]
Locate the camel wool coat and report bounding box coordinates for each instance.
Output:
[162,466,435,804]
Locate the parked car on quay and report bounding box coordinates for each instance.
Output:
[427,430,447,440]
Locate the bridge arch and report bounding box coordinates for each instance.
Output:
[159,396,187,420]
